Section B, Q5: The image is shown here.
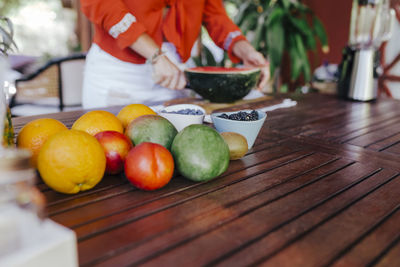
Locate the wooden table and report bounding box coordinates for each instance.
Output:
[12,93,400,267]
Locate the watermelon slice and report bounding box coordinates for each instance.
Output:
[184,66,261,103]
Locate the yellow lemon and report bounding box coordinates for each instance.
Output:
[117,104,156,129]
[72,110,123,136]
[17,118,68,168]
[37,130,106,194]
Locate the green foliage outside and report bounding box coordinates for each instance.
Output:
[0,0,24,15]
[195,0,329,90]
[233,0,328,82]
[0,16,17,55]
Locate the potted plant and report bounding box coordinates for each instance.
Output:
[194,0,329,93]
[0,16,16,146]
[230,0,328,91]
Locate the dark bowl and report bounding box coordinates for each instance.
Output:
[184,67,261,103]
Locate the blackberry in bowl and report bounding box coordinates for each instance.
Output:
[211,109,267,149]
[218,110,259,121]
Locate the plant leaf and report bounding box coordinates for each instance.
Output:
[0,16,17,54]
[269,60,276,81]
[288,35,303,81]
[203,45,217,66]
[238,13,259,34]
[281,0,291,9]
[280,83,289,93]
[295,3,312,13]
[294,34,311,82]
[252,14,267,50]
[0,28,14,53]
[266,6,285,26]
[289,16,316,50]
[312,16,329,51]
[234,0,252,25]
[267,19,285,77]
[192,56,202,67]
[0,16,14,37]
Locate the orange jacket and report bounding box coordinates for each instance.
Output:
[81,0,247,64]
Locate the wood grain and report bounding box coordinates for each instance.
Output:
[12,93,400,267]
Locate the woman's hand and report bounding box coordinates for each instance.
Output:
[152,54,186,90]
[129,33,185,90]
[232,40,270,91]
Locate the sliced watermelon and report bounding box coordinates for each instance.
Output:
[184,67,261,103]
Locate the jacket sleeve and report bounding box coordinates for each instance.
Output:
[80,0,147,49]
[202,0,247,63]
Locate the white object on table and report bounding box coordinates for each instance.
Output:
[157,104,206,132]
[203,98,297,123]
[0,219,78,267]
[151,98,297,124]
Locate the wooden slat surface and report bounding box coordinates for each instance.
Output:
[11,93,400,266]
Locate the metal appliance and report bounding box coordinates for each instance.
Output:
[338,0,394,101]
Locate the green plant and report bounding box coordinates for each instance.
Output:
[0,16,17,55]
[0,16,16,147]
[0,0,24,15]
[192,29,225,68]
[230,0,328,83]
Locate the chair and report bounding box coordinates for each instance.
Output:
[10,53,86,116]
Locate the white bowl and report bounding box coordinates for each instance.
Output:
[211,110,267,149]
[158,104,205,132]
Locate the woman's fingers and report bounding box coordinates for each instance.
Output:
[257,64,270,90]
[241,49,270,91]
[156,71,184,90]
[249,53,267,66]
[153,71,166,85]
[177,72,187,89]
[152,55,184,90]
[159,75,172,88]
[257,69,269,90]
[167,70,179,89]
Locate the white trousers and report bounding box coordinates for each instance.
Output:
[82,43,190,109]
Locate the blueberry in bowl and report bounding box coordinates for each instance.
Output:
[211,109,267,149]
[158,104,206,132]
[162,108,204,116]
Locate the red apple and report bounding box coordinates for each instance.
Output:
[95,131,133,175]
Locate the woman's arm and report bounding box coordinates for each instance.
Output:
[80,0,146,50]
[202,0,269,90]
[202,0,246,64]
[81,0,185,90]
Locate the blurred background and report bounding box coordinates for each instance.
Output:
[1,0,80,73]
[1,0,400,114]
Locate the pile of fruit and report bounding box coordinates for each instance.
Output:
[16,104,250,194]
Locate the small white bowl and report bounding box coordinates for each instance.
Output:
[211,110,267,149]
[158,104,206,131]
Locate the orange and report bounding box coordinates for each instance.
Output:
[71,110,123,136]
[17,118,68,168]
[37,130,106,194]
[117,104,156,129]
